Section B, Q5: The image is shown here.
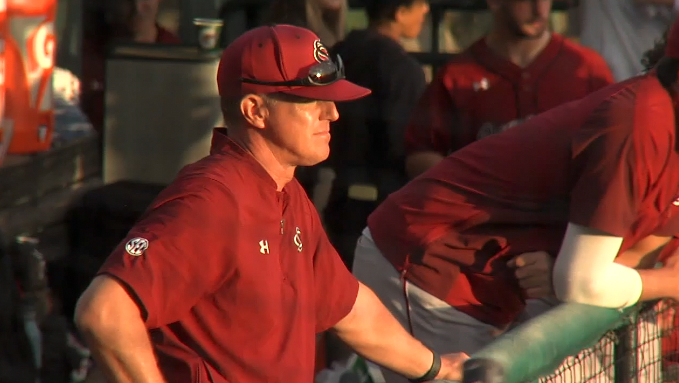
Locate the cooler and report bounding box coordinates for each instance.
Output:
[1,0,56,157]
[0,0,7,164]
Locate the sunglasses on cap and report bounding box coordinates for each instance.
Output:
[240,55,345,87]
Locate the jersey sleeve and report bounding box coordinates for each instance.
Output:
[568,92,651,237]
[97,178,237,329]
[310,207,359,332]
[404,66,457,156]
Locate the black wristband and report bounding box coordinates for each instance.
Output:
[410,351,442,383]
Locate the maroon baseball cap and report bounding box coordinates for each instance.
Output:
[216,24,371,101]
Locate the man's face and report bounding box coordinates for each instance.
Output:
[395,0,430,40]
[491,0,552,39]
[263,94,339,167]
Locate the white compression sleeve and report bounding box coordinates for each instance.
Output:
[552,223,643,308]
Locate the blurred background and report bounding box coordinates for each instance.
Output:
[0,0,675,383]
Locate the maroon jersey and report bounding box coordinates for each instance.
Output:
[369,74,679,327]
[405,34,614,155]
[99,130,359,383]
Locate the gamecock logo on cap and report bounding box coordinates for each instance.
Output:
[313,40,330,63]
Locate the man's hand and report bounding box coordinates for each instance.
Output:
[435,352,469,382]
[507,251,554,299]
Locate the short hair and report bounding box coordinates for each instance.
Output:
[220,96,244,128]
[641,27,679,88]
[364,0,422,24]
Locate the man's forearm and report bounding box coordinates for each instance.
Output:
[638,267,678,301]
[79,322,165,383]
[617,235,676,301]
[333,285,433,379]
[616,235,670,269]
[75,276,166,383]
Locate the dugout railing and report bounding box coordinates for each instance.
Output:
[432,300,678,383]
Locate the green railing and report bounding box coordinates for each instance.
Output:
[431,300,678,383]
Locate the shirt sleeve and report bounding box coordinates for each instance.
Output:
[404,66,457,156]
[568,92,651,237]
[311,207,359,332]
[97,178,237,329]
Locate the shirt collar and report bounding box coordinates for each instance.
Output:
[209,128,282,191]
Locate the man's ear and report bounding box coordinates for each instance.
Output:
[240,94,269,129]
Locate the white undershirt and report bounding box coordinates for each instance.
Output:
[552,223,643,308]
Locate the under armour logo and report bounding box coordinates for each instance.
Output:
[259,240,270,254]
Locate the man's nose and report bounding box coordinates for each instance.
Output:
[322,101,339,122]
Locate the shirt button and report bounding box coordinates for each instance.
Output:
[522,72,530,79]
[523,85,531,92]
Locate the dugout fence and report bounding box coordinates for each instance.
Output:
[434,300,679,383]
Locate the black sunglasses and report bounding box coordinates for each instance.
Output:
[240,55,345,87]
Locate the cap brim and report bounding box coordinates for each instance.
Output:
[280,79,371,102]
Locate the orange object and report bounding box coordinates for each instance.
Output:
[1,0,56,156]
[0,0,7,164]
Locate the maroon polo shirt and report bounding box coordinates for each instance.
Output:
[369,73,679,327]
[99,129,359,383]
[405,33,614,155]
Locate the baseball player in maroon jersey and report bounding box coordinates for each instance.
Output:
[404,0,614,178]
[72,25,468,383]
[352,17,679,383]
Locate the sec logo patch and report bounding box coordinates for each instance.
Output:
[125,237,149,256]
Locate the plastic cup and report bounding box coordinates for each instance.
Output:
[193,18,224,50]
